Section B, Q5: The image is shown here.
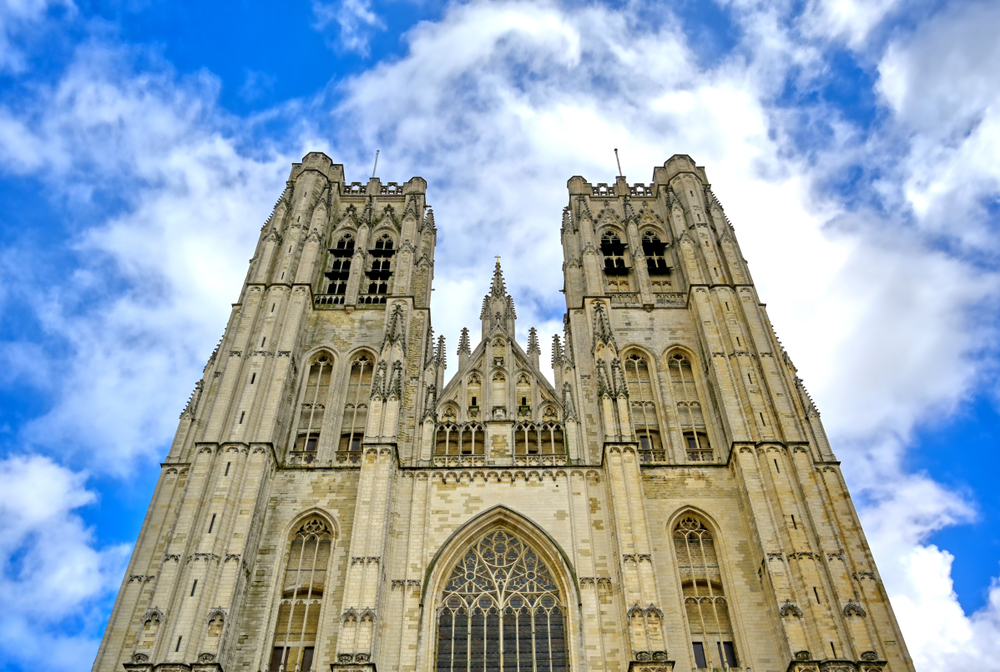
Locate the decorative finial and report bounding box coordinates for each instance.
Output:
[495,255,501,265]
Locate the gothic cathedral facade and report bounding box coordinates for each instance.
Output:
[93,153,915,672]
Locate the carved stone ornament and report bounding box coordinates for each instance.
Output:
[860,651,878,662]
[198,653,215,663]
[843,599,868,617]
[795,650,812,661]
[131,653,149,663]
[779,600,804,618]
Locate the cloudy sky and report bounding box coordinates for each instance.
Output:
[1,0,999,669]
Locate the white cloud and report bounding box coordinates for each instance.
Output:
[0,0,999,668]
[877,0,1000,252]
[312,0,385,56]
[0,454,129,671]
[0,0,74,72]
[0,45,293,472]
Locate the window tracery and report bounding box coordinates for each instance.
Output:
[361,233,394,304]
[436,530,567,672]
[624,354,663,462]
[514,422,565,456]
[339,355,372,462]
[269,518,334,672]
[673,517,737,669]
[435,422,486,456]
[324,235,354,302]
[668,354,713,462]
[642,231,670,275]
[600,231,628,275]
[293,354,332,463]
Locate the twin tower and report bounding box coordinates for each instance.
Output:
[93,153,914,672]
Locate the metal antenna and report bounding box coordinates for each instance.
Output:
[371,149,380,179]
[614,148,623,177]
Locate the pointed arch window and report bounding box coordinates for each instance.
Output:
[339,355,372,462]
[642,231,670,275]
[435,422,485,456]
[325,235,355,302]
[362,233,395,304]
[673,517,737,669]
[600,231,628,275]
[468,374,482,420]
[668,354,713,462]
[436,530,567,672]
[514,422,564,456]
[624,354,663,462]
[269,518,334,672]
[293,354,333,463]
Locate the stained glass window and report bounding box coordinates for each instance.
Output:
[436,531,567,672]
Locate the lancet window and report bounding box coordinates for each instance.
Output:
[468,374,482,420]
[436,530,567,672]
[269,518,334,672]
[600,231,628,275]
[668,354,713,462]
[339,355,372,462]
[325,234,354,302]
[514,422,565,456]
[435,422,486,456]
[673,517,737,669]
[362,233,394,304]
[293,354,333,463]
[624,354,663,462]
[642,231,670,275]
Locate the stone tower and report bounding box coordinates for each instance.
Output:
[93,153,915,672]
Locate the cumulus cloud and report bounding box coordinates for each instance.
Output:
[0,0,999,669]
[312,0,385,56]
[0,0,74,72]
[877,0,1000,252]
[0,454,129,671]
[0,45,293,472]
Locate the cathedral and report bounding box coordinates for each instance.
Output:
[92,153,915,672]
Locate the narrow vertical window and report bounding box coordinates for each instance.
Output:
[601,231,629,291]
[190,580,197,597]
[674,516,737,669]
[208,514,216,533]
[294,354,332,464]
[642,231,670,275]
[624,354,663,462]
[338,355,372,463]
[324,234,355,304]
[437,530,567,672]
[669,354,713,462]
[225,462,231,476]
[270,518,333,672]
[362,233,395,304]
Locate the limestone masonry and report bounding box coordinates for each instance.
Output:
[92,153,915,672]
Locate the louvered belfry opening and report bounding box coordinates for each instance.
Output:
[436,531,567,672]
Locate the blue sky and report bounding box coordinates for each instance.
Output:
[2,0,1000,669]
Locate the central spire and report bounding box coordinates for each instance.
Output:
[480,259,516,339]
[489,257,507,298]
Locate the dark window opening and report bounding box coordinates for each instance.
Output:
[600,232,629,275]
[325,235,355,296]
[642,232,671,275]
[692,642,707,669]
